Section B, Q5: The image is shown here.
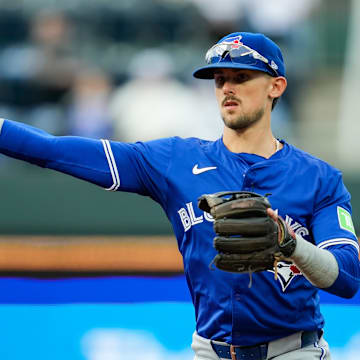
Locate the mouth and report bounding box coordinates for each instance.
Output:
[223,100,239,110]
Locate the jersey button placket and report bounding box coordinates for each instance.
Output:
[242,170,254,192]
[231,275,250,343]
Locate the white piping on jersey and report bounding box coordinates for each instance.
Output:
[101,139,120,191]
[315,341,327,360]
[317,238,359,253]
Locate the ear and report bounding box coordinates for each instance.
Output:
[269,77,287,100]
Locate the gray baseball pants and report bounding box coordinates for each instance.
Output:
[192,331,331,360]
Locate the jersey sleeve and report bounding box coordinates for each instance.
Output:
[324,244,360,298]
[0,119,173,206]
[310,169,359,253]
[0,119,116,188]
[103,138,173,205]
[310,168,360,298]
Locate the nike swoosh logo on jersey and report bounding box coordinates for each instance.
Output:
[192,164,217,175]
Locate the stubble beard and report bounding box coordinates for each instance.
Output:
[222,106,265,131]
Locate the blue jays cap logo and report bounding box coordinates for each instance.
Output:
[219,34,243,48]
[205,35,245,62]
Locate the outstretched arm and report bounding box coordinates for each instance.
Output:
[0,118,115,190]
[0,118,172,204]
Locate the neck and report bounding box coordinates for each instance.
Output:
[222,123,281,158]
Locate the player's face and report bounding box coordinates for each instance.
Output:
[214,69,273,131]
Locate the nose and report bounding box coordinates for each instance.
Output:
[222,80,235,95]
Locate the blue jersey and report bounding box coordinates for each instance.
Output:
[0,119,359,345]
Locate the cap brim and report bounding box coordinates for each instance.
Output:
[193,63,274,79]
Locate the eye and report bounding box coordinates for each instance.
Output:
[234,73,250,83]
[214,75,225,88]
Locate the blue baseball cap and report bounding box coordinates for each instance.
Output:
[193,32,285,79]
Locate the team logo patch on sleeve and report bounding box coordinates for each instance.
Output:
[337,206,356,235]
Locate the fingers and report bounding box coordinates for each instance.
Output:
[266,208,278,221]
[268,209,297,241]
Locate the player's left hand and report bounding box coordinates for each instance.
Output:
[198,191,297,274]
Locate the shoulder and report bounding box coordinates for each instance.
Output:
[286,144,349,205]
[123,136,217,162]
[133,136,213,147]
[110,136,216,155]
[287,143,342,178]
[172,136,214,145]
[170,136,217,151]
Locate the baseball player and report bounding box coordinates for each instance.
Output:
[0,32,359,360]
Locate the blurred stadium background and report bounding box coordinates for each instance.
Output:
[0,0,359,359]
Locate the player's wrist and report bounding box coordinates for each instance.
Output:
[277,216,297,258]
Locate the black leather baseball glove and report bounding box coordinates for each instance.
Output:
[198,191,297,275]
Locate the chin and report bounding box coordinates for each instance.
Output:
[223,115,240,127]
[223,117,253,131]
[222,112,239,124]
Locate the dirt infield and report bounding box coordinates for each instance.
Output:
[0,236,183,273]
[1,235,357,274]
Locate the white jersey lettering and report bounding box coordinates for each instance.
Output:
[178,208,192,231]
